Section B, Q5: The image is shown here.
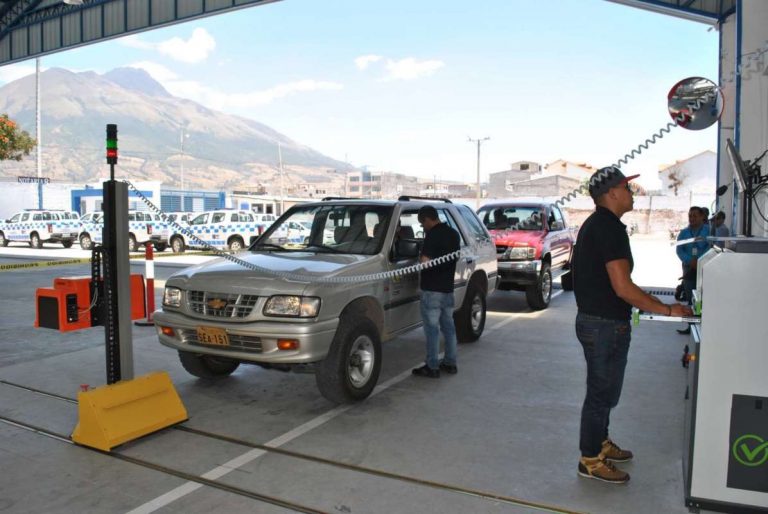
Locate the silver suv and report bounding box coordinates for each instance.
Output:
[154,197,498,403]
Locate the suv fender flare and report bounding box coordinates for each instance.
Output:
[339,296,384,336]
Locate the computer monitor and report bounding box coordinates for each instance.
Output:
[726,138,749,193]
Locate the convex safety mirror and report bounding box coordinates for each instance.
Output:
[667,77,723,130]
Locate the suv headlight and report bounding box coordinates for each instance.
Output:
[505,247,536,260]
[163,287,182,307]
[264,296,320,317]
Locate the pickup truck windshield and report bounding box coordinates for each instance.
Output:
[477,206,544,231]
[251,204,394,255]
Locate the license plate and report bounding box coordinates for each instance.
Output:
[196,326,229,346]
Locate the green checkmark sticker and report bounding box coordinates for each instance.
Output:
[732,435,768,467]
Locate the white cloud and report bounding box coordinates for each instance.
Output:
[354,54,382,70]
[383,58,445,81]
[0,63,38,84]
[132,63,343,109]
[119,28,216,64]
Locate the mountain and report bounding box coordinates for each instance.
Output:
[0,67,351,192]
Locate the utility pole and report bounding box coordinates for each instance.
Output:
[36,58,42,209]
[468,136,490,208]
[278,142,285,215]
[179,127,189,211]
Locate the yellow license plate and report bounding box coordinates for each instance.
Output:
[196,326,229,346]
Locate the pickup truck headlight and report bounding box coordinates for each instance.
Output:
[504,247,536,260]
[264,296,320,317]
[163,287,182,307]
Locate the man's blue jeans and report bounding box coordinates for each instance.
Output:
[575,312,631,458]
[420,290,458,370]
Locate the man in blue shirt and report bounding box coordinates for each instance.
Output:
[675,207,709,335]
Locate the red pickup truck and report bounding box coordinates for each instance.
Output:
[477,201,576,310]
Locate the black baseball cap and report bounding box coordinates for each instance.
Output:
[588,166,640,199]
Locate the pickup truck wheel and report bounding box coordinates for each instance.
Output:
[154,243,168,252]
[30,233,42,249]
[228,237,244,252]
[79,234,93,250]
[127,234,138,252]
[0,232,8,247]
[455,283,486,343]
[61,240,74,249]
[171,236,185,253]
[526,263,551,310]
[560,269,574,291]
[316,317,381,403]
[178,351,239,378]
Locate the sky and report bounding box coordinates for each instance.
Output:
[0,0,720,189]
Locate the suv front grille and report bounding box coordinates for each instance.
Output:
[179,329,263,352]
[188,290,259,318]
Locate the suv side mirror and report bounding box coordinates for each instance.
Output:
[550,221,564,231]
[396,239,420,258]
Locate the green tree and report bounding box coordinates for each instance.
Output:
[0,114,36,161]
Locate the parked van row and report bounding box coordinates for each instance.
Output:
[0,208,280,252]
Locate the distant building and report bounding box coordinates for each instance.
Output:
[488,161,539,196]
[658,150,717,196]
[345,170,420,199]
[504,175,582,197]
[541,160,596,180]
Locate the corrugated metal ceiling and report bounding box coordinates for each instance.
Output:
[607,0,736,24]
[0,0,279,66]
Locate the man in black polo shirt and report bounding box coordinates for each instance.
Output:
[573,166,692,484]
[412,205,461,378]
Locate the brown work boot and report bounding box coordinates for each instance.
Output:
[578,455,630,484]
[601,438,634,463]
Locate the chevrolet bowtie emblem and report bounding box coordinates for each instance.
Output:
[207,298,228,309]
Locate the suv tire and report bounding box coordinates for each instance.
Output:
[526,263,551,310]
[79,234,93,250]
[30,233,42,249]
[62,240,74,249]
[316,317,381,403]
[178,351,239,378]
[0,231,8,247]
[455,282,486,343]
[228,236,244,252]
[128,234,138,252]
[171,236,185,254]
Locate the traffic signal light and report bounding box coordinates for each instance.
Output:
[106,124,118,164]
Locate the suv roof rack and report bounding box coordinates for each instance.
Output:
[321,196,364,201]
[397,196,452,204]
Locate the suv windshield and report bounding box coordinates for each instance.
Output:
[251,204,394,255]
[477,206,544,231]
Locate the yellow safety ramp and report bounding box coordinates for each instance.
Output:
[71,371,187,451]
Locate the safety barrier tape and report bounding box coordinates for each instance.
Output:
[0,258,92,272]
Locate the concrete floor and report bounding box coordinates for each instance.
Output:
[0,245,703,514]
